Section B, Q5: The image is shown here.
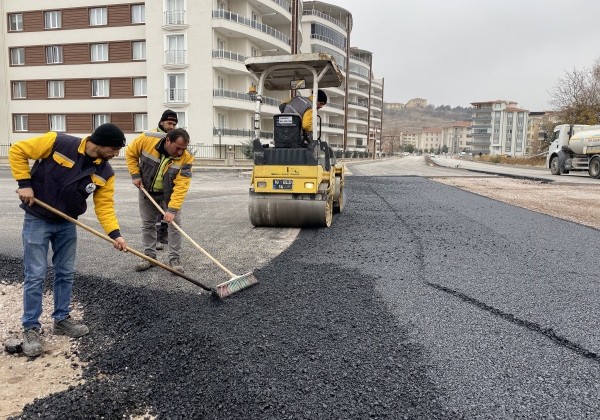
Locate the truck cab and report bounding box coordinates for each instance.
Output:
[546,124,597,175]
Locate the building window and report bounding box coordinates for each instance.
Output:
[12,81,26,99]
[131,4,145,23]
[44,11,62,29]
[176,112,186,128]
[9,13,23,31]
[166,73,186,102]
[133,77,147,96]
[46,46,63,64]
[166,35,185,64]
[133,41,146,60]
[165,0,185,25]
[134,114,148,131]
[14,115,28,132]
[10,48,25,65]
[89,7,107,26]
[48,81,65,98]
[91,79,109,97]
[49,114,66,132]
[91,43,108,62]
[93,114,111,129]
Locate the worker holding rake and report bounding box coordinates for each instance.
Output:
[152,110,179,250]
[9,123,129,357]
[126,127,194,274]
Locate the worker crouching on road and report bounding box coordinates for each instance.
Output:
[125,127,193,274]
[8,123,129,357]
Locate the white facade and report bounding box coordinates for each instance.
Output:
[470,100,529,156]
[441,122,471,154]
[1,0,383,153]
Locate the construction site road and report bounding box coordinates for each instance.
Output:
[1,157,599,419]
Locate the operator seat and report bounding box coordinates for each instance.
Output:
[273,114,302,148]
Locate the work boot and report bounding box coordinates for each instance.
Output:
[53,316,89,338]
[169,258,184,274]
[22,328,43,357]
[135,256,156,272]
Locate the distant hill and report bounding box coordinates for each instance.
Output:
[382,105,472,133]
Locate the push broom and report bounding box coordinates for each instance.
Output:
[32,198,227,297]
[140,186,258,298]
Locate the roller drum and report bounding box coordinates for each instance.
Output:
[249,193,332,227]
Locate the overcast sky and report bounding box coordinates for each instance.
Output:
[321,0,600,110]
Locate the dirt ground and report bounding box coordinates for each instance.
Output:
[1,176,598,419]
[0,285,86,419]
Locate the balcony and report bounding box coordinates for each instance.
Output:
[348,100,368,110]
[212,49,247,74]
[163,10,188,30]
[349,71,370,83]
[325,102,344,111]
[212,9,290,46]
[164,88,188,107]
[213,89,281,107]
[302,9,347,32]
[270,0,291,13]
[309,33,345,51]
[213,126,273,140]
[164,49,188,69]
[348,85,370,97]
[213,49,246,63]
[348,115,368,124]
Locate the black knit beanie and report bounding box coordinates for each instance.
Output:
[317,89,328,104]
[160,110,178,124]
[89,123,126,148]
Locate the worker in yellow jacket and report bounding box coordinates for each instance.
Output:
[279,89,328,144]
[125,127,193,273]
[151,110,179,250]
[9,123,128,357]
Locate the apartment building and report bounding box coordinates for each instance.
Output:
[418,127,442,152]
[400,131,418,148]
[470,100,529,156]
[2,1,149,143]
[441,121,471,154]
[301,2,384,153]
[2,0,383,154]
[405,98,427,109]
[527,111,558,155]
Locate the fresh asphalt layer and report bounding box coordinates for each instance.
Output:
[2,163,600,418]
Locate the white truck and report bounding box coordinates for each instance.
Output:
[546,124,600,178]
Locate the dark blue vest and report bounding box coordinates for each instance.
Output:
[24,133,115,222]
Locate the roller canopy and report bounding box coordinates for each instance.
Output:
[245,53,344,90]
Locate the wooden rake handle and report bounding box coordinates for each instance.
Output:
[139,186,235,277]
[32,198,211,291]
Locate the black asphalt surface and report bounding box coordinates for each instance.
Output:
[4,174,600,419]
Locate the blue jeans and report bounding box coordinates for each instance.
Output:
[21,212,77,330]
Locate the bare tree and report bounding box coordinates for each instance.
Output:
[550,59,600,124]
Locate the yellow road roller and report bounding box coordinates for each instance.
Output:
[245,53,346,227]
